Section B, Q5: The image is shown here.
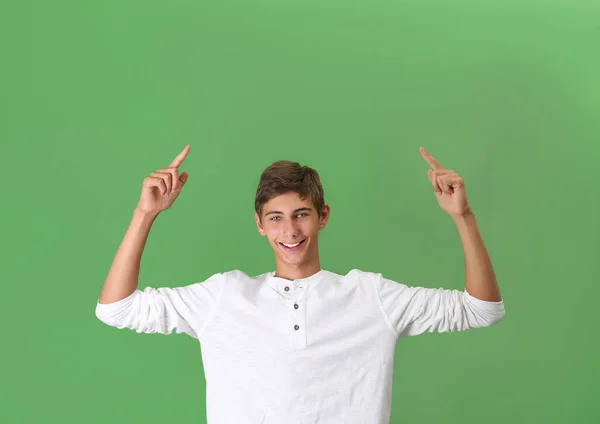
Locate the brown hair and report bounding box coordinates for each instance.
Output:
[255,160,325,220]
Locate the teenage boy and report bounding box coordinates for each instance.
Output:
[96,145,505,424]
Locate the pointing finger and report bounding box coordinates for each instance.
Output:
[169,144,191,168]
[419,146,445,170]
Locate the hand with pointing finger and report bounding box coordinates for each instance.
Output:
[136,145,191,216]
[420,146,472,217]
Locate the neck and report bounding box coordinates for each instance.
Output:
[274,261,321,281]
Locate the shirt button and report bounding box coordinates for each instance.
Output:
[284,286,290,292]
[294,325,300,330]
[294,304,299,309]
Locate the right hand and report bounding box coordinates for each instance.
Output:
[136,145,191,215]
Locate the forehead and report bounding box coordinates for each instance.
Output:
[263,192,313,212]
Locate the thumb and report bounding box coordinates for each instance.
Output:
[179,171,190,186]
[177,172,189,189]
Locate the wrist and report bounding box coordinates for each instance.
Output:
[451,208,475,224]
[133,207,160,223]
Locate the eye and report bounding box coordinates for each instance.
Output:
[270,216,280,221]
[297,213,307,218]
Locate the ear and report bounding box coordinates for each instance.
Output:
[254,212,266,236]
[318,204,330,229]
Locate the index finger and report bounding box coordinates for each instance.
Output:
[169,144,191,168]
[419,146,444,170]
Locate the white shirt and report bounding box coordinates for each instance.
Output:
[95,268,505,423]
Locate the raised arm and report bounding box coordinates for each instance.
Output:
[419,146,502,302]
[98,144,190,304]
[95,146,226,339]
[375,148,505,339]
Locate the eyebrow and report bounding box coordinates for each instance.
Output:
[264,207,312,216]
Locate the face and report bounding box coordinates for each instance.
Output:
[255,192,330,271]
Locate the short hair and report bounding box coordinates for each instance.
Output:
[255,160,325,220]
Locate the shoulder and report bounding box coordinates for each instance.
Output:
[323,268,382,285]
[345,268,381,279]
[220,269,270,285]
[331,269,407,293]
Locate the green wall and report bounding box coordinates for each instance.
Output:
[1,1,598,423]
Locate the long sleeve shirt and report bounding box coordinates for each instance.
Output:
[95,268,505,424]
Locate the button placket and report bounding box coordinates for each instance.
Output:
[292,285,301,309]
[285,283,308,350]
[291,285,298,331]
[292,285,305,332]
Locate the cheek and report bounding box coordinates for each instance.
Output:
[306,220,320,233]
[264,225,281,241]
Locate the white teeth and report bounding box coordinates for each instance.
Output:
[282,241,301,247]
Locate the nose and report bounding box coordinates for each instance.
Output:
[282,220,299,239]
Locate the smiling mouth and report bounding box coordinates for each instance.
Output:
[278,239,307,251]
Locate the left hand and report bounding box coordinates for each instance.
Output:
[420,147,472,217]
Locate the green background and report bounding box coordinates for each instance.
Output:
[1,0,598,423]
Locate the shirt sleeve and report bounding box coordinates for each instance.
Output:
[375,273,505,338]
[94,272,226,339]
